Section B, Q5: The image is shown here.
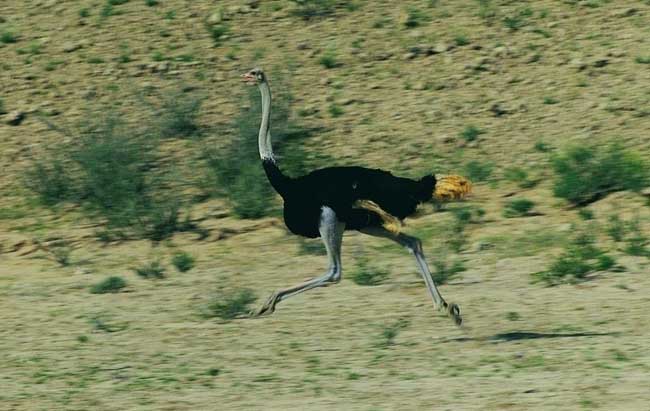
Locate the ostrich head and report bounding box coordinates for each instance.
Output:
[242,68,266,85]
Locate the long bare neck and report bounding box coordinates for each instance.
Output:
[257,80,291,196]
[258,82,275,162]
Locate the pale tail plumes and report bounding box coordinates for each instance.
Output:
[354,175,472,235]
[354,200,403,235]
[433,175,473,202]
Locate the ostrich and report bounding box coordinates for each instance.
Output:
[242,68,471,325]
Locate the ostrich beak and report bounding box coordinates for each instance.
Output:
[241,73,256,84]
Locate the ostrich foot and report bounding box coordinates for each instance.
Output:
[446,302,463,327]
[252,292,279,317]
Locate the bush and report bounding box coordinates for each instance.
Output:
[207,24,229,46]
[377,318,409,348]
[504,167,536,188]
[172,252,195,272]
[460,125,483,142]
[552,145,648,206]
[289,0,336,19]
[606,215,626,242]
[91,276,127,294]
[319,49,339,69]
[445,207,481,252]
[404,7,430,28]
[50,242,73,266]
[351,256,389,286]
[71,115,159,227]
[464,160,493,182]
[430,259,465,284]
[206,75,326,218]
[27,111,188,240]
[203,288,257,320]
[134,260,165,279]
[0,30,18,44]
[25,158,74,206]
[533,233,617,285]
[156,89,204,138]
[503,198,535,218]
[623,219,649,257]
[298,238,327,255]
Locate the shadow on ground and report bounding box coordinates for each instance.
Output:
[441,330,621,343]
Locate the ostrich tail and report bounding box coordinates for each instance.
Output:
[433,175,472,202]
[354,200,403,235]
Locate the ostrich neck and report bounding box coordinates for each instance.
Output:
[257,80,290,197]
[258,82,274,162]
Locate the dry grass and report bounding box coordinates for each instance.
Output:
[1,0,650,410]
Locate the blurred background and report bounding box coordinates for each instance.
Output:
[1,0,649,410]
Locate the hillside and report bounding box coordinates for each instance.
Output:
[1,1,650,410]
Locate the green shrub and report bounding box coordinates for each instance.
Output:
[533,233,617,285]
[25,158,74,206]
[504,167,537,188]
[319,49,339,69]
[298,238,327,255]
[534,140,551,152]
[30,112,188,240]
[172,252,195,272]
[377,318,409,348]
[552,145,648,206]
[503,198,535,218]
[206,75,326,218]
[207,24,229,46]
[506,311,521,321]
[156,89,204,138]
[459,125,483,142]
[404,7,430,28]
[328,103,344,117]
[351,256,389,286]
[623,219,649,257]
[543,96,558,105]
[100,3,115,18]
[289,0,336,19]
[71,115,156,227]
[502,9,530,31]
[578,209,594,220]
[145,0,158,6]
[454,34,470,46]
[0,30,18,44]
[606,215,648,256]
[430,259,465,284]
[91,276,127,294]
[145,201,184,241]
[635,56,650,65]
[606,215,626,242]
[504,166,526,182]
[50,243,73,266]
[464,160,493,182]
[476,0,497,21]
[203,288,257,320]
[445,207,481,252]
[134,260,165,279]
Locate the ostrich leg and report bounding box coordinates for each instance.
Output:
[360,227,462,326]
[254,207,345,316]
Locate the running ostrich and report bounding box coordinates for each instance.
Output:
[242,68,471,325]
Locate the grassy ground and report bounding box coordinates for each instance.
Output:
[1,1,650,410]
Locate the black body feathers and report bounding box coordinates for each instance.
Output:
[263,160,435,238]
